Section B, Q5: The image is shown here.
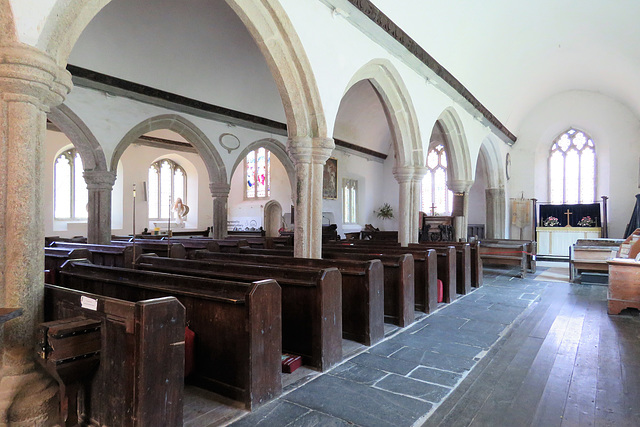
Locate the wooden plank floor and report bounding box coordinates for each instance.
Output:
[424,276,640,427]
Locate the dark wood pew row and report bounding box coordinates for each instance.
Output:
[411,242,474,294]
[110,240,187,259]
[224,235,294,249]
[58,260,282,410]
[43,284,185,426]
[479,240,532,278]
[49,242,134,268]
[45,247,92,285]
[480,239,536,273]
[184,238,250,253]
[135,255,343,370]
[192,251,384,346]
[324,242,449,310]
[234,247,415,327]
[413,241,482,287]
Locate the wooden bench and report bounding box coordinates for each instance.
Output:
[58,260,282,409]
[413,241,482,288]
[110,240,187,259]
[49,242,134,268]
[193,251,384,346]
[45,247,92,285]
[570,238,623,281]
[234,247,415,327]
[43,284,185,425]
[479,241,530,278]
[480,239,536,273]
[412,242,473,294]
[135,255,343,371]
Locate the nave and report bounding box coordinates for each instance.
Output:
[180,264,639,427]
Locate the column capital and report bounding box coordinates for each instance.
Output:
[448,179,474,193]
[411,166,429,181]
[83,170,116,190]
[209,182,231,198]
[287,136,334,165]
[392,166,414,183]
[0,43,72,110]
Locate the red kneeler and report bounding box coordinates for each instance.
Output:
[437,279,444,303]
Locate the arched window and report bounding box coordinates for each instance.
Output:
[148,159,186,220]
[246,147,270,199]
[343,178,358,224]
[422,144,453,215]
[54,148,88,220]
[549,129,596,204]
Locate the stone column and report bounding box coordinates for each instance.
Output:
[0,43,72,425]
[449,180,473,241]
[393,167,414,247]
[210,183,230,239]
[288,136,334,259]
[411,167,428,244]
[84,170,117,245]
[485,187,506,239]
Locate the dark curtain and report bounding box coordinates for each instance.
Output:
[624,194,640,238]
[538,203,601,227]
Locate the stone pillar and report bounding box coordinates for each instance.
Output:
[449,180,473,241]
[210,183,230,239]
[288,136,334,259]
[393,167,414,247]
[411,167,428,244]
[0,43,72,425]
[485,187,506,239]
[84,170,117,245]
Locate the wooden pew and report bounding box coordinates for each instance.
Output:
[43,284,184,426]
[45,247,92,285]
[411,242,474,293]
[234,247,415,327]
[570,238,623,281]
[49,242,134,268]
[413,241,482,287]
[325,241,450,309]
[480,239,536,273]
[58,260,282,409]
[110,240,187,259]
[135,255,342,370]
[479,241,530,278]
[192,251,384,346]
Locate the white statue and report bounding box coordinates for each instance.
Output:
[173,198,189,227]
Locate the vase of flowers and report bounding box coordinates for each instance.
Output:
[543,216,560,227]
[375,203,394,220]
[577,216,595,227]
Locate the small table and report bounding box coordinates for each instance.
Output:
[0,308,23,325]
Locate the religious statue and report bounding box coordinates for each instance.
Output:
[173,198,189,228]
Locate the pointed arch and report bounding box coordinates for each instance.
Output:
[232,138,295,196]
[343,59,423,168]
[477,135,505,189]
[111,114,226,185]
[48,104,108,172]
[436,107,473,184]
[38,0,327,141]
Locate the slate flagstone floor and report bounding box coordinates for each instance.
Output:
[226,269,550,427]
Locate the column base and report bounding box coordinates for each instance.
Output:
[0,363,59,426]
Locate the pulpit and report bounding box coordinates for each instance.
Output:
[420,215,454,242]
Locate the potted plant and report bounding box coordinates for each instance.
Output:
[375,203,394,220]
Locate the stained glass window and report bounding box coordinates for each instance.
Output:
[548,129,596,204]
[422,144,453,215]
[54,149,88,220]
[148,159,187,220]
[246,148,271,199]
[343,179,358,224]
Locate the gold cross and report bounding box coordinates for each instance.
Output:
[564,209,573,226]
[429,203,437,216]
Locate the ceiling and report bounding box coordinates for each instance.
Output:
[370,0,640,134]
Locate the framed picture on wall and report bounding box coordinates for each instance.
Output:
[323,158,337,199]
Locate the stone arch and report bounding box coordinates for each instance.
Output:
[111,114,226,185]
[48,104,108,172]
[343,59,423,168]
[477,136,507,238]
[478,135,505,190]
[436,107,473,186]
[264,200,283,237]
[38,0,327,140]
[231,138,296,196]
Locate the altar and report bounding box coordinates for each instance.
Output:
[536,226,602,256]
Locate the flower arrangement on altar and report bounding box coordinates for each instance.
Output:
[577,216,595,227]
[543,216,560,227]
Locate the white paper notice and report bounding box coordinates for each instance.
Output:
[80,296,98,311]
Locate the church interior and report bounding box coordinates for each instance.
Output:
[1,0,640,425]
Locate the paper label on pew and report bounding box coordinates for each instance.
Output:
[81,296,98,311]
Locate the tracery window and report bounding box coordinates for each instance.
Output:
[246,147,270,199]
[422,144,453,215]
[148,159,186,220]
[343,179,358,224]
[548,129,596,204]
[54,149,88,220]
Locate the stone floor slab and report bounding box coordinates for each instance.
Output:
[375,373,450,403]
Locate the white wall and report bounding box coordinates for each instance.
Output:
[510,90,640,239]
